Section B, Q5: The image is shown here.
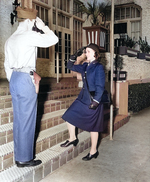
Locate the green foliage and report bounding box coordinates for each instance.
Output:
[138,37,150,53]
[128,83,150,113]
[124,36,137,48]
[114,55,124,71]
[78,0,110,26]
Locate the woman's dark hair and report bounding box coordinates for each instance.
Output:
[86,43,101,62]
[94,51,101,62]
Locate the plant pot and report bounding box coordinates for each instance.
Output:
[137,53,145,59]
[108,70,127,81]
[145,53,150,61]
[127,48,140,57]
[117,46,139,57]
[117,46,127,55]
[83,25,108,52]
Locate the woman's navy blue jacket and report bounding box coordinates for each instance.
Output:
[67,59,105,104]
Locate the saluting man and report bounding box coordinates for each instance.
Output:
[4,6,58,167]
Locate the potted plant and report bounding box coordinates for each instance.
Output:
[116,36,139,57]
[137,36,150,60]
[108,54,127,81]
[113,54,127,81]
[78,0,110,51]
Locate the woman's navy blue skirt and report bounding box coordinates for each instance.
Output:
[62,98,104,132]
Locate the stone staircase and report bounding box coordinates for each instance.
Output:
[0,78,130,182]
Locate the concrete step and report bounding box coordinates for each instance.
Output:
[0,130,89,180]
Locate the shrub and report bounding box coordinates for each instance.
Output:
[128,83,150,113]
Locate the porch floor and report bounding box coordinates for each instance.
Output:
[40,107,150,182]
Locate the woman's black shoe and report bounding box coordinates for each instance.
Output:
[82,151,99,161]
[60,138,79,147]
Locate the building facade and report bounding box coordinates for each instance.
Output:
[0,0,84,79]
[0,0,150,80]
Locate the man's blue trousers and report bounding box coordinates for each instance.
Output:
[10,71,37,162]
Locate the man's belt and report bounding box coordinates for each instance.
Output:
[13,68,34,75]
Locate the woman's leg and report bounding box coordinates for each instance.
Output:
[66,122,76,141]
[90,132,98,154]
[60,122,78,147]
[82,131,99,160]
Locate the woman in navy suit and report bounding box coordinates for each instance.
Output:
[61,43,106,161]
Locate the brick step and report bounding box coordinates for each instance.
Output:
[0,115,130,182]
[0,107,112,171]
[0,95,12,110]
[38,87,81,102]
[39,77,79,93]
[0,104,111,145]
[0,87,80,110]
[37,96,76,116]
[0,95,77,126]
[0,101,109,129]
[0,86,10,96]
[0,126,86,174]
[0,109,67,145]
[0,78,79,97]
[0,107,13,126]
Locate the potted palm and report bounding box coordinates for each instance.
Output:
[109,54,127,81]
[137,37,150,60]
[78,0,110,51]
[113,54,127,81]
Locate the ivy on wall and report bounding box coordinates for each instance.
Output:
[128,83,150,113]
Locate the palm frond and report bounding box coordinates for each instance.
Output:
[77,0,111,26]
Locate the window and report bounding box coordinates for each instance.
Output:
[56,0,70,13]
[36,0,48,4]
[55,32,62,74]
[33,4,49,58]
[131,21,141,40]
[73,20,82,53]
[58,14,70,29]
[53,11,56,25]
[73,0,83,18]
[55,32,71,74]
[114,23,127,34]
[126,7,130,19]
[64,33,71,74]
[121,8,125,19]
[53,11,70,29]
[114,5,141,20]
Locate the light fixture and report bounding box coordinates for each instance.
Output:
[10,0,20,25]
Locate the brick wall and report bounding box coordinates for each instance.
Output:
[0,0,18,79]
[134,0,150,44]
[36,58,55,77]
[102,53,150,81]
